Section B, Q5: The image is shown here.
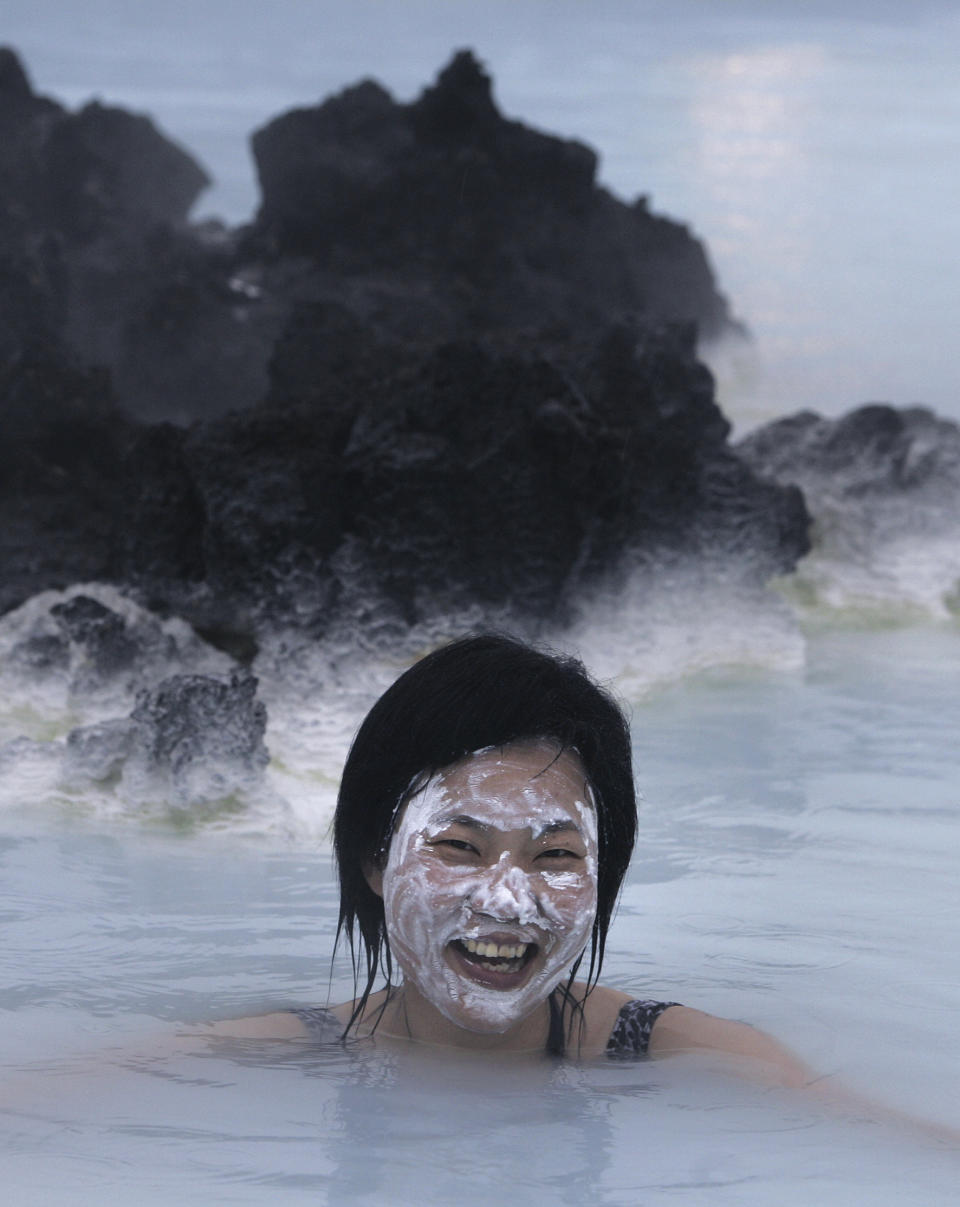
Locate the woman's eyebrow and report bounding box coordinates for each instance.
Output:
[434,814,491,834]
[429,815,584,839]
[534,819,583,840]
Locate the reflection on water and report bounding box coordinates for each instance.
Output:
[5,1032,957,1205]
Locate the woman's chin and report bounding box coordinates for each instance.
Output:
[416,944,546,1035]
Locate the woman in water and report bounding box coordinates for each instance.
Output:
[222,633,815,1082]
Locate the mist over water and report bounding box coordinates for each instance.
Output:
[2,5,959,1202]
[5,0,959,425]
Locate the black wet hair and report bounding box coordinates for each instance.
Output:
[332,633,638,1053]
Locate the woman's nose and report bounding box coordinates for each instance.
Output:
[467,854,539,924]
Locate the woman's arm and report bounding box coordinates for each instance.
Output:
[648,1005,815,1088]
[649,1006,960,1146]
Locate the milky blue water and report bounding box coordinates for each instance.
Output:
[1,615,958,1204]
[2,3,959,1202]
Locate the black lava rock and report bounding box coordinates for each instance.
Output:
[128,668,268,776]
[249,50,738,346]
[106,322,809,634]
[65,668,269,807]
[736,404,960,499]
[0,45,812,645]
[0,346,128,612]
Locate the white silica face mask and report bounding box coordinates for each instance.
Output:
[381,741,599,1034]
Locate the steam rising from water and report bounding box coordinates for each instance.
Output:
[0,522,956,842]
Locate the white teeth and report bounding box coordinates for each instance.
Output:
[461,938,529,960]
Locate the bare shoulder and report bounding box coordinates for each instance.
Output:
[200,991,379,1040]
[575,983,633,1056]
[582,983,633,1017]
[648,1005,814,1088]
[329,989,390,1032]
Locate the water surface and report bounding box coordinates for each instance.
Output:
[2,621,958,1204]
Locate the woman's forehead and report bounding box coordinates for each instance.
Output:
[438,740,586,797]
[402,740,597,837]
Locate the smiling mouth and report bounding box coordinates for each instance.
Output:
[449,938,537,980]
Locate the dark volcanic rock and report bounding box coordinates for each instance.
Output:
[68,223,279,425]
[45,100,207,236]
[337,326,805,619]
[0,45,207,243]
[737,404,960,609]
[65,668,269,806]
[249,50,737,346]
[3,588,233,700]
[737,404,960,499]
[50,594,139,675]
[128,669,267,773]
[2,45,740,425]
[0,47,272,423]
[0,346,128,612]
[0,45,810,645]
[109,323,808,634]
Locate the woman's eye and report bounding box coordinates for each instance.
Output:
[537,847,582,862]
[429,838,479,855]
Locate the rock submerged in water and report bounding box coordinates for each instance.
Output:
[737,404,960,497]
[737,404,960,612]
[0,586,266,812]
[0,44,811,647]
[65,668,269,808]
[0,586,233,706]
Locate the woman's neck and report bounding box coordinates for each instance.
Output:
[372,981,554,1053]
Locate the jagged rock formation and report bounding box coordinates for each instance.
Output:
[248,50,738,349]
[113,324,810,635]
[0,587,267,807]
[0,587,233,703]
[0,347,130,614]
[0,44,811,647]
[0,45,269,422]
[1,46,739,424]
[65,668,269,806]
[737,405,960,612]
[737,404,960,498]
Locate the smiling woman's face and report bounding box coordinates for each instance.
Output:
[378,740,599,1035]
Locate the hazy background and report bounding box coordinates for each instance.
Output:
[5,0,959,428]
